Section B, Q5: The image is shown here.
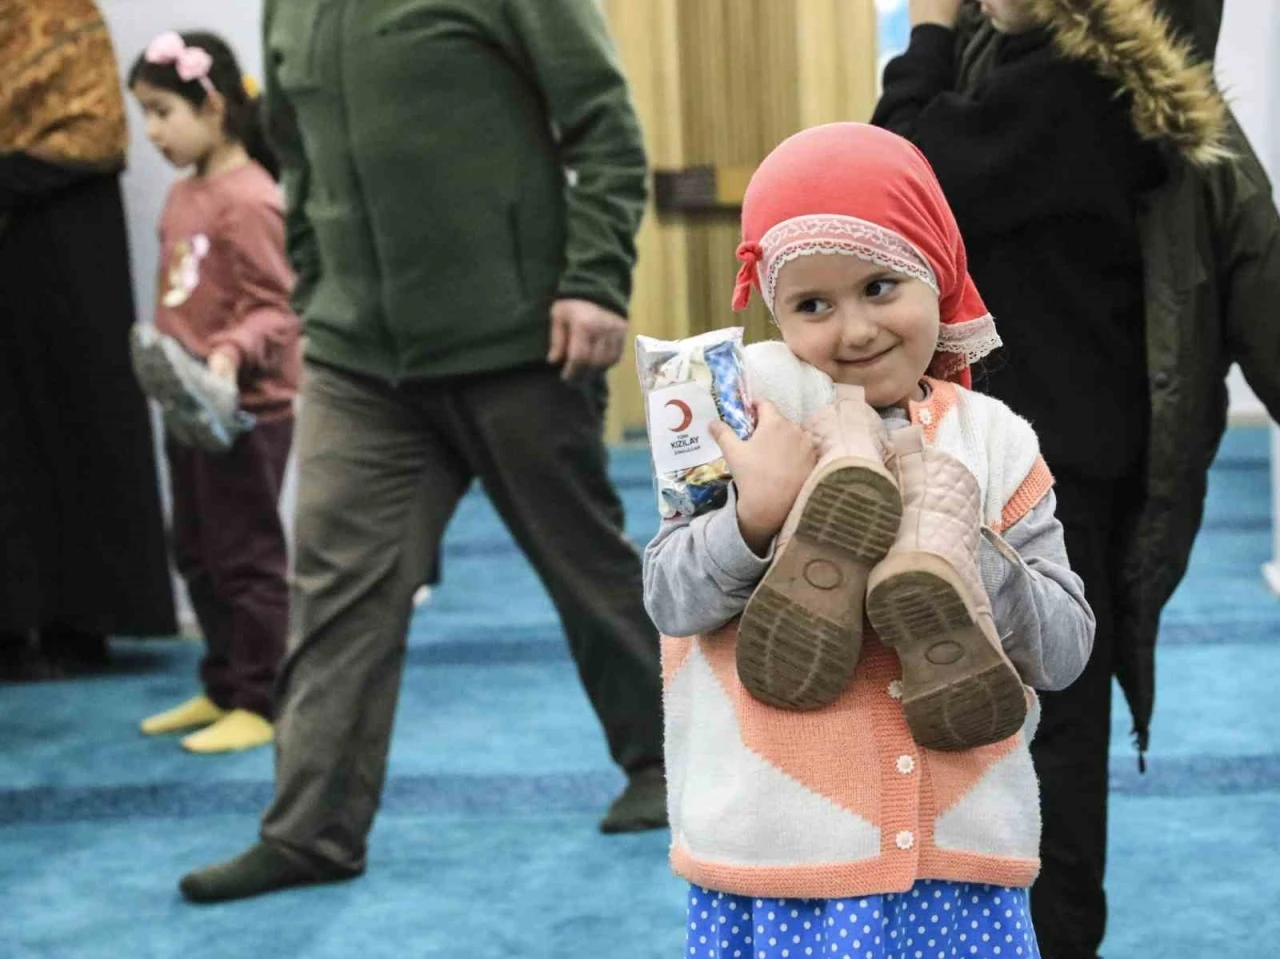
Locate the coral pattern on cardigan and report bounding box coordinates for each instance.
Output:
[661,378,1054,899]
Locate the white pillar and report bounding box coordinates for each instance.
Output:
[1267,428,1280,595]
[1216,2,1280,595]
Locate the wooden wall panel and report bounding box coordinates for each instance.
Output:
[598,0,690,440]
[601,0,878,440]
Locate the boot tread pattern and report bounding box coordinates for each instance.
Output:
[796,469,901,562]
[867,569,1026,751]
[737,588,859,711]
[736,466,902,712]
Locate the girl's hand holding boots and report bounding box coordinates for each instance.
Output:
[710,400,817,557]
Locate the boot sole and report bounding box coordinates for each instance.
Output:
[737,461,901,711]
[129,329,241,452]
[866,552,1026,750]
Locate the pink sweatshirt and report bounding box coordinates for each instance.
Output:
[155,162,300,421]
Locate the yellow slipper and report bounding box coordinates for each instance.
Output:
[141,695,227,736]
[181,709,274,754]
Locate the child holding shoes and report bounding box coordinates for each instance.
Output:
[129,31,300,754]
[642,122,1094,958]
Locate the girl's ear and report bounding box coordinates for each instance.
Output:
[200,89,228,126]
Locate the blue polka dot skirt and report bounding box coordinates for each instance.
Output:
[685,879,1040,959]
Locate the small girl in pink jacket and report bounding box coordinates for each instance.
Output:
[128,31,301,755]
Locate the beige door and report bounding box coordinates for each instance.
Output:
[599,0,880,440]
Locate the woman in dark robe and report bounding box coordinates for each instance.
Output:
[0,0,175,676]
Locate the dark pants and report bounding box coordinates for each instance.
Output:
[260,362,664,871]
[1031,472,1142,959]
[167,417,293,719]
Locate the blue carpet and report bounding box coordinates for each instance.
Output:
[2,428,1277,957]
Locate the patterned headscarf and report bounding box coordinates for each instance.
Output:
[732,123,1001,387]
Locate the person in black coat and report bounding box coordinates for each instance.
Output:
[874,1,1280,956]
[0,0,176,677]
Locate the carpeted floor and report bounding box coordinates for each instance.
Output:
[1,428,1276,958]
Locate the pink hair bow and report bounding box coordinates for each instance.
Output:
[732,241,763,312]
[145,32,215,94]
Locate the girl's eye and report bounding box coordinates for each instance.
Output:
[866,278,900,299]
[796,297,831,315]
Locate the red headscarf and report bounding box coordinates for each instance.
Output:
[732,123,1000,388]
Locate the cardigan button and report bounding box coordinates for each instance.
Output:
[918,408,934,426]
[896,830,915,850]
[896,755,916,775]
[888,680,903,700]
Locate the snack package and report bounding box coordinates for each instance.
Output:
[636,328,755,519]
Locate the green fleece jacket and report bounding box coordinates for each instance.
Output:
[262,0,647,381]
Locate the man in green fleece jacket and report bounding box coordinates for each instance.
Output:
[179,0,665,903]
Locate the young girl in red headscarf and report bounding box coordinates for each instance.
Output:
[642,122,1095,959]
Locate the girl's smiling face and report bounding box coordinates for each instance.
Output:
[773,252,940,408]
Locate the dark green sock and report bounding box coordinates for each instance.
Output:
[600,765,668,834]
[180,842,360,903]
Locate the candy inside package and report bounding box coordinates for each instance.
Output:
[636,328,755,520]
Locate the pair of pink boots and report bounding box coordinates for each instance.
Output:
[736,386,1026,751]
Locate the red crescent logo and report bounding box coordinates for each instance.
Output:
[665,399,694,432]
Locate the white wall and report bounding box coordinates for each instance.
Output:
[1215,1,1280,588]
[1216,2,1280,424]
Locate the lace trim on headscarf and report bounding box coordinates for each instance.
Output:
[758,215,938,311]
[930,313,1003,377]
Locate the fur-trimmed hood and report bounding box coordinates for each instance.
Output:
[1026,0,1230,166]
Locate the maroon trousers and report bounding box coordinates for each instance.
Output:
[166,417,293,719]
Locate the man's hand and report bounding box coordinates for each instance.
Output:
[547,298,628,381]
[208,346,239,382]
[709,401,818,557]
[910,0,963,28]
